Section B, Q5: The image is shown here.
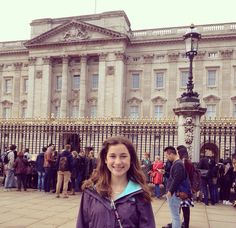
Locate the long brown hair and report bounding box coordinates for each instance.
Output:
[82,136,152,201]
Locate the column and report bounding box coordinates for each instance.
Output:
[142,54,154,117]
[0,64,4,116]
[41,56,52,118]
[27,57,37,118]
[167,53,179,116]
[97,53,107,117]
[79,55,87,117]
[114,52,125,117]
[220,50,233,116]
[12,62,23,117]
[60,56,69,118]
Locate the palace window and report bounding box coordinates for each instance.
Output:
[56,76,62,91]
[4,78,12,94]
[180,71,188,88]
[90,105,97,118]
[233,104,236,117]
[23,78,28,93]
[3,107,11,119]
[91,74,99,89]
[73,75,80,90]
[129,105,139,119]
[71,106,79,118]
[54,106,60,118]
[131,73,140,89]
[154,105,163,119]
[22,107,27,118]
[207,70,216,87]
[155,72,164,89]
[206,104,216,118]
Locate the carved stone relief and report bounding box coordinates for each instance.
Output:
[63,26,90,41]
[36,71,43,79]
[107,66,114,75]
[184,116,194,158]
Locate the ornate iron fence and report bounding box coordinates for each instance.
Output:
[1,117,236,160]
[0,118,177,161]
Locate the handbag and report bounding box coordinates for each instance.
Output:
[177,174,192,200]
[176,191,189,200]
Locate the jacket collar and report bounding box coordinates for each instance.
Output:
[115,180,141,200]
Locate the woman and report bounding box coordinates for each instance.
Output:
[177,145,194,228]
[77,136,155,228]
[219,158,234,205]
[70,150,79,195]
[141,152,152,183]
[13,151,28,191]
[151,155,164,198]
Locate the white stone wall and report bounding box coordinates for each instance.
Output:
[0,11,236,119]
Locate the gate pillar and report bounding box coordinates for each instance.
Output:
[173,101,206,162]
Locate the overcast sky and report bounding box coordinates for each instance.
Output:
[0,0,235,42]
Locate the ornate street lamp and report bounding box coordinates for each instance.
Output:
[181,24,201,103]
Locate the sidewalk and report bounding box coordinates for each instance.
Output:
[0,187,235,228]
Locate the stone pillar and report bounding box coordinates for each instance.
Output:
[143,54,154,117]
[41,56,52,118]
[114,52,125,117]
[97,53,107,117]
[27,57,37,118]
[60,56,69,118]
[12,62,22,117]
[173,102,206,162]
[0,64,4,116]
[79,55,87,118]
[167,53,179,117]
[220,50,233,116]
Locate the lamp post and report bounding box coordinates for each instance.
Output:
[181,24,201,103]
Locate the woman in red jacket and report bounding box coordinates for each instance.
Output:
[151,155,164,198]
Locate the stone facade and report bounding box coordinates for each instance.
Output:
[1,10,236,119]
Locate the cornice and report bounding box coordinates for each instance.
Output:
[0,50,28,56]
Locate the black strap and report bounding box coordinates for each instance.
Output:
[111,200,123,228]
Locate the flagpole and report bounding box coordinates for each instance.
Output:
[94,0,97,14]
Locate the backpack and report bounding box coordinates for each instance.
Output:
[191,168,202,193]
[59,156,68,171]
[3,152,10,164]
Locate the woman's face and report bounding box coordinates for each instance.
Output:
[105,144,131,179]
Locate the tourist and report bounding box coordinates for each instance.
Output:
[76,136,155,228]
[162,146,186,228]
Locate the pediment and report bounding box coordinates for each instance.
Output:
[203,94,220,102]
[24,20,128,47]
[127,96,142,104]
[1,100,13,105]
[151,96,167,103]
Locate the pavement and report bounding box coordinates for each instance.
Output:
[0,187,236,228]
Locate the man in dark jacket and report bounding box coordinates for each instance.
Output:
[163,146,186,228]
[198,149,216,205]
[55,144,73,198]
[35,147,46,191]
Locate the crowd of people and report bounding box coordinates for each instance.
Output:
[0,143,97,197]
[1,139,236,228]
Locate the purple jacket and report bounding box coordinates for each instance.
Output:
[76,181,156,228]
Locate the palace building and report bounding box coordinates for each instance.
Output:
[1,10,236,120]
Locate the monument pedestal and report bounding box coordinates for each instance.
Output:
[173,100,206,162]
